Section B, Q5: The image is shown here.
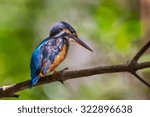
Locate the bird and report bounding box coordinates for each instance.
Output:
[30,21,93,88]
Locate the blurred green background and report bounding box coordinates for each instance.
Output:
[0,0,150,99]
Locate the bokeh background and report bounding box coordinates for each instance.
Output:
[0,0,150,99]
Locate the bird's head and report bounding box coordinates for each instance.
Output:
[49,21,93,52]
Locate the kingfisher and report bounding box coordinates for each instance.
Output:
[30,21,93,88]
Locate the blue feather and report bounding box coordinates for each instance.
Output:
[30,76,39,88]
[30,38,49,88]
[30,37,66,88]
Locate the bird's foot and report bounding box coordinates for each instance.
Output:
[60,67,68,72]
[51,67,68,84]
[58,67,68,84]
[51,70,58,75]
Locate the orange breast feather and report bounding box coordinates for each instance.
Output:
[49,45,68,72]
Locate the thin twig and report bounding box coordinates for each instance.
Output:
[131,72,150,88]
[131,40,150,63]
[128,40,150,89]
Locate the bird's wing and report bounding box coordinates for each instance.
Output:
[30,37,64,87]
[41,38,64,75]
[30,42,44,82]
[30,37,51,87]
[30,37,50,78]
[30,46,43,87]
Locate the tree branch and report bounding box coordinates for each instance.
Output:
[131,72,150,88]
[131,40,150,63]
[0,41,150,98]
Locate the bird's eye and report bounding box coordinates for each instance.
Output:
[60,28,63,31]
[71,30,74,33]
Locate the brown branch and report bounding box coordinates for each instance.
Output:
[131,72,150,88]
[131,40,150,63]
[0,41,150,98]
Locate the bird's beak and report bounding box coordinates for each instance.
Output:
[74,37,93,52]
[65,32,93,52]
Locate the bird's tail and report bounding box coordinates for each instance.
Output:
[30,76,39,88]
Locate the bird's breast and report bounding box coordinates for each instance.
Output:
[49,44,69,72]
